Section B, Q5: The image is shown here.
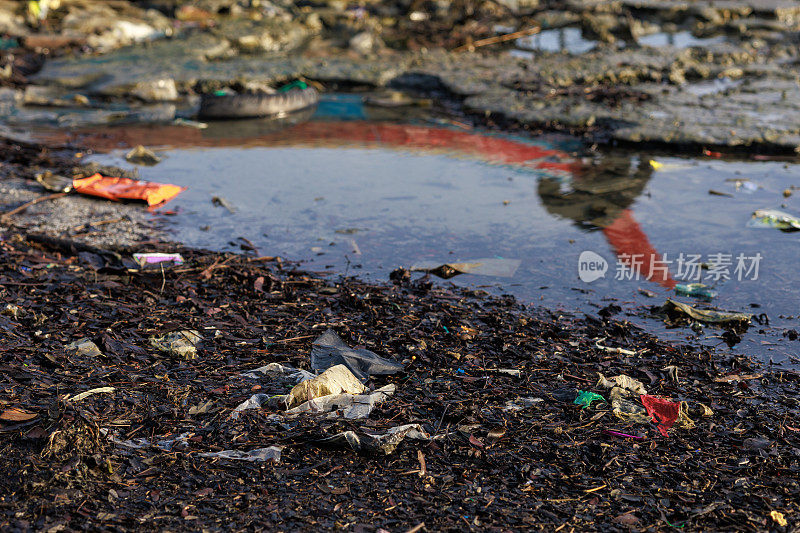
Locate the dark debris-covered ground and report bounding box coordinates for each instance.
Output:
[0,233,798,532]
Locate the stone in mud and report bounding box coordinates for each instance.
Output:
[224,18,311,54]
[66,339,103,358]
[349,31,384,54]
[125,145,161,166]
[130,79,179,102]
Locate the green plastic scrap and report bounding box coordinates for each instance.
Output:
[278,80,308,92]
[675,283,717,300]
[749,209,800,231]
[574,390,605,409]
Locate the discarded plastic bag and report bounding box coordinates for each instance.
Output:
[749,209,800,231]
[410,258,521,279]
[287,364,365,408]
[574,390,605,409]
[133,253,184,268]
[597,373,647,395]
[640,395,694,436]
[72,173,185,207]
[311,329,404,382]
[319,424,430,455]
[609,388,651,425]
[662,299,751,328]
[150,330,201,359]
[198,446,282,463]
[286,384,395,419]
[241,362,314,382]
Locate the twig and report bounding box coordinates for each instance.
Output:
[453,26,540,52]
[0,192,67,222]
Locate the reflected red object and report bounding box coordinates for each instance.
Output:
[47,120,677,287]
[602,209,675,288]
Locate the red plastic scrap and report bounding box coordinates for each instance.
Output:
[640,394,680,436]
[72,173,185,207]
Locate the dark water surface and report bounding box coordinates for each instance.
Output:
[81,97,800,368]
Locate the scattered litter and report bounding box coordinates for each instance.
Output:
[597,373,647,395]
[241,362,314,382]
[286,384,395,419]
[0,407,37,422]
[638,288,657,298]
[103,429,192,451]
[640,395,694,437]
[2,304,22,319]
[231,393,281,418]
[708,189,733,197]
[65,387,115,402]
[287,364,365,408]
[211,196,235,213]
[72,173,185,207]
[770,511,788,527]
[603,429,644,440]
[150,330,202,359]
[749,209,800,231]
[319,424,430,455]
[410,258,521,279]
[65,338,103,357]
[125,145,162,166]
[173,118,208,129]
[199,446,282,463]
[661,299,751,328]
[311,329,404,382]
[675,283,717,300]
[649,160,663,170]
[133,252,184,268]
[504,397,543,411]
[574,390,605,409]
[35,171,73,193]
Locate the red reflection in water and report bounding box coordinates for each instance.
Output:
[603,209,676,289]
[47,120,673,286]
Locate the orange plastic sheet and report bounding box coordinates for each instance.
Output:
[72,173,185,207]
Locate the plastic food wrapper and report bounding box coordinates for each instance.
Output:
[640,395,694,436]
[72,173,185,207]
[318,424,430,455]
[285,384,395,419]
[198,446,282,463]
[311,329,404,382]
[133,253,184,268]
[287,364,365,408]
[597,373,648,395]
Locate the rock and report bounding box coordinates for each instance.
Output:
[66,338,103,358]
[125,145,161,166]
[130,79,178,102]
[349,31,384,54]
[150,330,202,359]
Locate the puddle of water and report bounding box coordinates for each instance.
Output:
[515,28,597,55]
[81,105,800,369]
[637,31,726,48]
[683,77,743,97]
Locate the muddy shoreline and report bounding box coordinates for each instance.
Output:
[1,1,800,531]
[1,228,798,531]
